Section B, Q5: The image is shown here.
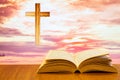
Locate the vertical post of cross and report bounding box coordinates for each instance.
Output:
[35,3,40,45]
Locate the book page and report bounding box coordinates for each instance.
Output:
[75,48,109,67]
[45,50,76,64]
[78,55,111,69]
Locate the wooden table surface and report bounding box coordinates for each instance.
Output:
[0,64,120,80]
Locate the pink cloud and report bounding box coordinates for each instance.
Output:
[51,36,101,52]
[46,0,119,34]
[55,35,120,53]
[0,42,58,53]
[0,0,14,4]
[69,0,120,10]
[42,35,65,42]
[101,18,120,25]
[110,54,120,59]
[0,0,27,23]
[0,38,120,64]
[110,54,120,64]
[109,18,120,25]
[0,51,43,57]
[0,0,120,64]
[0,41,58,64]
[0,26,32,37]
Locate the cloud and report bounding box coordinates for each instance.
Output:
[0,0,120,64]
[0,51,40,57]
[66,2,120,26]
[42,35,65,42]
[0,26,31,37]
[109,18,120,25]
[0,51,43,57]
[41,26,118,53]
[56,37,102,52]
[69,0,120,10]
[110,54,120,59]
[0,42,58,53]
[99,41,120,50]
[57,35,120,53]
[0,56,44,64]
[0,0,27,23]
[102,18,120,25]
[102,0,120,5]
[42,0,119,36]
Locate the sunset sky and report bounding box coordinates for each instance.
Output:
[0,0,120,64]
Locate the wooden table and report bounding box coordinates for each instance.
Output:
[0,64,120,80]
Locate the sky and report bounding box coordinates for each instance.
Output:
[0,0,120,64]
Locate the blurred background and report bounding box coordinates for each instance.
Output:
[0,0,120,64]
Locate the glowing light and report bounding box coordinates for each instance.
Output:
[62,37,87,43]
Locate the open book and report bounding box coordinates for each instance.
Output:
[37,48,117,73]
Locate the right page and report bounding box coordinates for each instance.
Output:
[78,55,111,69]
[74,48,109,67]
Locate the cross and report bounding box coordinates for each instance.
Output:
[26,3,50,45]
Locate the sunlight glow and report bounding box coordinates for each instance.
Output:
[62,37,87,43]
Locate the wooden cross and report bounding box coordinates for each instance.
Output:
[26,3,50,45]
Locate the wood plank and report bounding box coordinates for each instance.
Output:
[0,64,120,80]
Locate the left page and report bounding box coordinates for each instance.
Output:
[45,50,76,64]
[37,50,77,73]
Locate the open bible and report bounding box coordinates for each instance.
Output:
[37,48,117,73]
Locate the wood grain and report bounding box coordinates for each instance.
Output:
[0,64,120,80]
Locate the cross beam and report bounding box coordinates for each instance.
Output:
[26,3,50,45]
